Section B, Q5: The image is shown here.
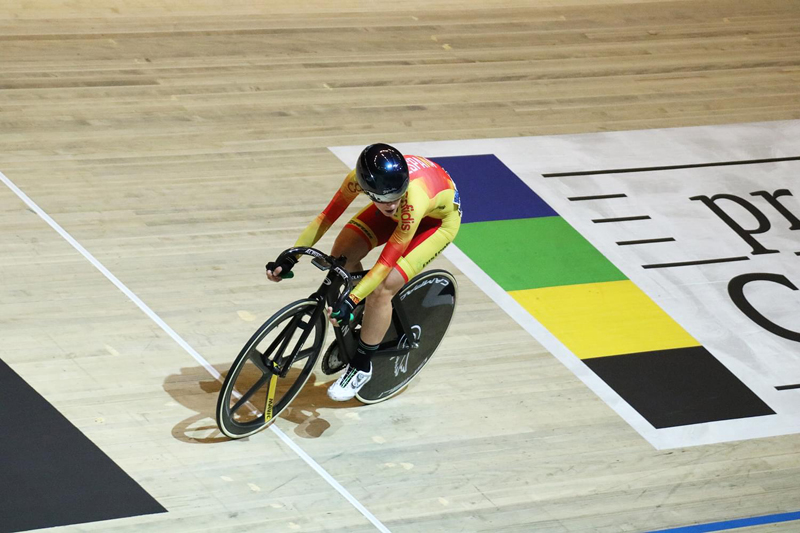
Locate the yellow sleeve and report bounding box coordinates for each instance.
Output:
[294,170,360,247]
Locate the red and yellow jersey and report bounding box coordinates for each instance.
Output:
[294,155,461,301]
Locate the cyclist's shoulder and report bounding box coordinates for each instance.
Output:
[405,179,429,199]
[343,168,358,183]
[337,169,361,197]
[404,155,443,173]
[406,157,455,198]
[407,156,452,183]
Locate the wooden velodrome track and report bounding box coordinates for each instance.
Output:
[2,0,800,531]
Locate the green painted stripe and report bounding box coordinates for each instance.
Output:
[455,217,626,290]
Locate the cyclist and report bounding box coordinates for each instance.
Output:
[266,143,461,401]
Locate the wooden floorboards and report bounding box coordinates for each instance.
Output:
[1,1,800,531]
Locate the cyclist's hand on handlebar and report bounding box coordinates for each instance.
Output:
[328,297,356,327]
[266,256,297,282]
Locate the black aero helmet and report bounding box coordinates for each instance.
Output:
[355,143,409,203]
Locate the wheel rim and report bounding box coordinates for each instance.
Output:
[218,300,325,437]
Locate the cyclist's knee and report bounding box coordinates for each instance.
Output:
[371,269,405,302]
[331,227,370,270]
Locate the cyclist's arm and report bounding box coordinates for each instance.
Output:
[294,170,360,247]
[350,189,426,303]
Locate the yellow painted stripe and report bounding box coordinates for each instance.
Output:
[510,280,699,359]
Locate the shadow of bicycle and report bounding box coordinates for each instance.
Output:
[163,364,360,444]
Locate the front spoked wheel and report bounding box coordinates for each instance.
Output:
[356,269,457,404]
[216,299,326,439]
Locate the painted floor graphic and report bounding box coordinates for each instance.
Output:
[332,120,800,449]
[0,358,165,533]
[433,154,774,431]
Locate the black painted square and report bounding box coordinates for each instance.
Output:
[0,358,165,533]
[583,346,775,429]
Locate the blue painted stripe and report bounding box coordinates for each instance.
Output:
[430,154,557,223]
[651,510,800,532]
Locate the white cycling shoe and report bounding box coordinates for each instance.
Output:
[327,363,372,401]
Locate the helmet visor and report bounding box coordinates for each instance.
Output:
[365,188,406,203]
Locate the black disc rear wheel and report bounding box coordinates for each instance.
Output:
[356,270,457,404]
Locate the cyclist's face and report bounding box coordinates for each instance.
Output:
[374,199,399,217]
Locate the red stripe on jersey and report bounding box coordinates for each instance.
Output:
[406,155,454,197]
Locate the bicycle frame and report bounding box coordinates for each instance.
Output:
[274,247,420,371]
[327,290,421,366]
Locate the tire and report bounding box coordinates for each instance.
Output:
[356,270,457,404]
[216,299,326,439]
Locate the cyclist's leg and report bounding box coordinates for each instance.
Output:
[328,216,459,401]
[360,268,405,345]
[331,203,395,272]
[361,216,459,345]
[328,267,405,401]
[330,227,370,272]
[326,206,399,400]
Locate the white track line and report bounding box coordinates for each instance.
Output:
[1,170,391,533]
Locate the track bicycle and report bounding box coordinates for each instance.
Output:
[216,246,458,439]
